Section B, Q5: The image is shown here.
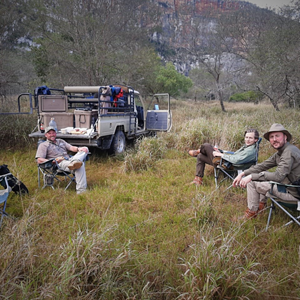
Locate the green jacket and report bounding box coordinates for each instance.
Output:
[244,142,300,199]
[222,143,257,166]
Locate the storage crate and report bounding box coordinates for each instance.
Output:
[41,112,74,130]
[74,110,98,128]
[38,95,68,112]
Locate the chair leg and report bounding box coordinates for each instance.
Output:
[38,167,41,188]
[266,196,300,230]
[64,176,75,190]
[266,202,274,231]
[38,166,75,191]
[214,168,218,188]
[0,201,9,228]
[42,173,55,190]
[0,214,4,228]
[284,215,300,227]
[214,167,236,189]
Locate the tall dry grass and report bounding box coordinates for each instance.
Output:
[1,100,300,299]
[0,95,37,148]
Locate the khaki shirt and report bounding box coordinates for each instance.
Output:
[35,139,72,160]
[244,142,300,198]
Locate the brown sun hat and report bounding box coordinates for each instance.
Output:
[263,123,292,142]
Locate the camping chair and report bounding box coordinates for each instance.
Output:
[214,138,262,189]
[265,181,300,231]
[38,159,76,191]
[0,173,12,227]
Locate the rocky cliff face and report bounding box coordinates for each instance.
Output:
[149,0,256,73]
[150,0,255,51]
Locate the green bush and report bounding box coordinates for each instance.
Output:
[229,91,263,103]
[0,114,37,148]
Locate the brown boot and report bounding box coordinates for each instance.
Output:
[68,160,83,170]
[243,208,258,220]
[188,149,200,157]
[190,176,203,186]
[258,202,267,214]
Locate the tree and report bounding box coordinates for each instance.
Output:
[176,8,243,111]
[217,3,300,110]
[0,0,36,96]
[27,0,162,92]
[155,62,193,98]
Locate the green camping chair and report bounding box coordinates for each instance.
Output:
[265,181,300,231]
[214,138,262,189]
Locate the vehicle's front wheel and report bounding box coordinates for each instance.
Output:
[111,130,126,155]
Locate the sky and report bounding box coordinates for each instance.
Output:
[246,0,293,9]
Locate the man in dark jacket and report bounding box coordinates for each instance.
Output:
[233,123,300,219]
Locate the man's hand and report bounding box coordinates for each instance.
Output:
[55,156,65,164]
[239,175,252,188]
[213,150,222,157]
[78,146,89,153]
[233,172,244,187]
[233,172,252,188]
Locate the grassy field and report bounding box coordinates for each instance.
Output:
[1,100,300,299]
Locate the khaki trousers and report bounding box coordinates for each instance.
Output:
[59,151,87,193]
[247,181,299,211]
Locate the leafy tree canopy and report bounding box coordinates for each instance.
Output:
[155,62,193,97]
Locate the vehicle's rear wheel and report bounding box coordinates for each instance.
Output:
[111,130,126,155]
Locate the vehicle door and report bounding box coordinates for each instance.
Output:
[145,93,172,132]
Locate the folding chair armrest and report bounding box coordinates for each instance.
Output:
[269,181,300,195]
[0,174,12,193]
[38,158,56,169]
[269,181,300,188]
[0,173,12,179]
[222,150,234,154]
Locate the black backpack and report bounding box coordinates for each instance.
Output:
[0,164,29,195]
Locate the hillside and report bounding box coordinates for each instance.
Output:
[151,0,260,51]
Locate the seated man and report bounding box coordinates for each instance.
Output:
[188,128,260,186]
[36,126,89,194]
[233,123,300,219]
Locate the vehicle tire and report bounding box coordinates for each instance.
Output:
[111,130,126,155]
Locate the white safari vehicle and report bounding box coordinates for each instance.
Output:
[12,84,172,154]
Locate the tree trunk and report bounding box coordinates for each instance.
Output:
[216,79,226,112]
[217,89,226,112]
[268,96,280,111]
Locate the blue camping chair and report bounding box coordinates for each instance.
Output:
[0,173,12,227]
[214,138,262,189]
[265,181,300,231]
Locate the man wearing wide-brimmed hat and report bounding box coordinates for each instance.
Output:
[233,123,300,219]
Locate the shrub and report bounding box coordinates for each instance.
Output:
[123,136,167,172]
[0,114,37,148]
[229,91,263,103]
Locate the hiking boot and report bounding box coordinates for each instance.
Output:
[68,160,83,170]
[258,201,267,212]
[190,176,203,186]
[257,201,267,216]
[188,149,200,157]
[243,208,258,220]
